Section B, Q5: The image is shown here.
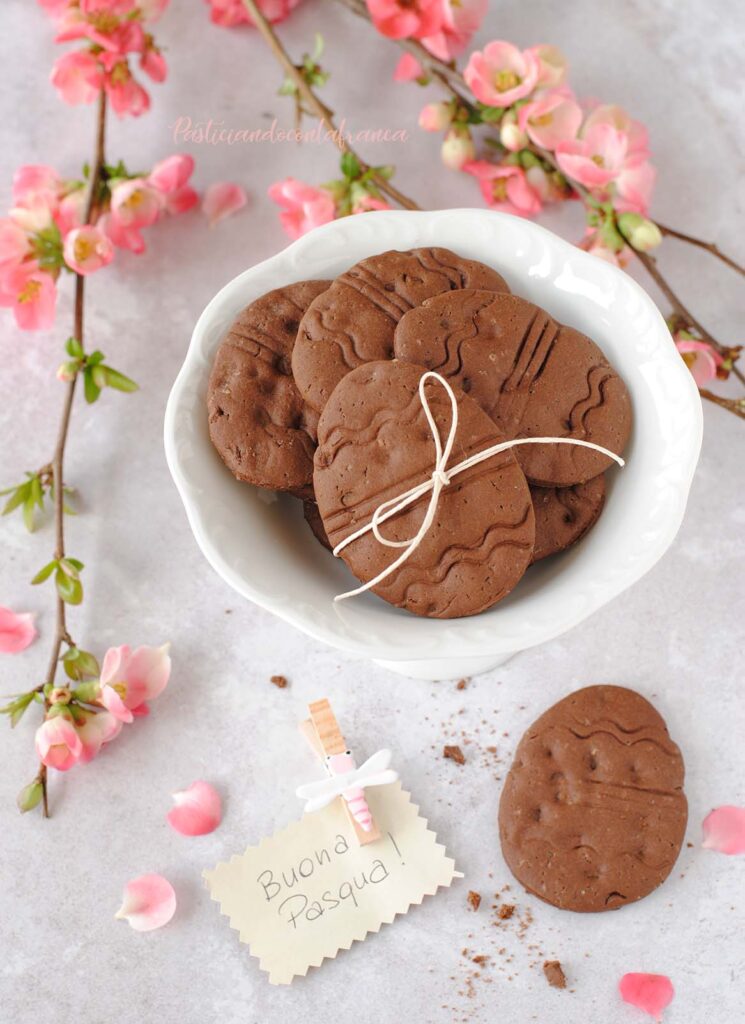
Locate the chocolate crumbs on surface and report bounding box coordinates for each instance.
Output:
[467,891,482,911]
[497,904,515,920]
[543,960,567,989]
[444,744,466,765]
[456,678,469,690]
[270,675,288,688]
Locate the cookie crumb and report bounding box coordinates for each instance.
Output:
[543,960,567,989]
[472,955,490,966]
[467,890,481,911]
[444,744,466,765]
[497,903,515,920]
[456,678,469,690]
[270,675,288,689]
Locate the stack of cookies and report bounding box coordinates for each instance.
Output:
[207,247,632,619]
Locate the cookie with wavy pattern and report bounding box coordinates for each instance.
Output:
[313,360,534,618]
[292,249,509,415]
[394,289,632,486]
[530,475,606,562]
[499,685,687,912]
[207,280,330,495]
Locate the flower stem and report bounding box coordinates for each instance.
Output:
[240,0,420,210]
[37,90,108,818]
[656,222,745,278]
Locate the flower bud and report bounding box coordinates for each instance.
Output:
[17,780,43,814]
[418,102,453,133]
[49,685,73,705]
[617,212,662,252]
[441,128,476,171]
[56,361,78,382]
[500,118,528,153]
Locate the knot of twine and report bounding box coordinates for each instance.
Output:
[332,371,625,603]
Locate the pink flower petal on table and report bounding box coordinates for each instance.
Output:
[619,974,674,1022]
[702,806,745,854]
[0,606,37,654]
[115,874,176,931]
[202,182,246,226]
[167,781,222,836]
[393,52,423,82]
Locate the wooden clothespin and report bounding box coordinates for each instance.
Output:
[299,698,382,846]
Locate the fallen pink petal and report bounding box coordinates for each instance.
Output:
[702,805,745,854]
[0,606,37,654]
[115,874,176,932]
[202,182,247,226]
[619,973,674,1022]
[167,781,222,836]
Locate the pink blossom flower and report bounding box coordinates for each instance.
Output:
[464,160,542,216]
[527,44,568,88]
[419,102,452,132]
[104,62,150,117]
[702,805,745,855]
[393,52,423,82]
[13,165,63,209]
[352,195,391,214]
[518,91,582,151]
[366,0,443,40]
[50,50,104,105]
[555,123,628,189]
[35,715,82,771]
[76,709,122,764]
[167,781,222,836]
[268,178,335,239]
[98,212,146,254]
[0,606,37,654]
[63,225,114,275]
[115,874,177,931]
[421,0,486,60]
[615,154,656,215]
[583,104,649,156]
[441,128,475,170]
[205,0,302,27]
[619,974,674,1022]
[202,182,247,226]
[674,336,723,387]
[163,186,199,215]
[99,643,171,723]
[0,219,31,268]
[148,153,195,194]
[464,41,540,108]
[110,178,163,228]
[55,190,86,235]
[0,264,57,331]
[140,42,167,83]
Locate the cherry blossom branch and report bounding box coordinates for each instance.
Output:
[240,0,419,210]
[656,222,745,279]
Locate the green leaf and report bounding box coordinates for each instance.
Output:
[277,78,297,96]
[65,336,84,358]
[22,496,35,533]
[2,481,30,516]
[65,557,84,571]
[58,558,81,580]
[477,105,503,124]
[91,364,108,389]
[31,560,58,585]
[311,32,324,62]
[87,350,105,366]
[0,690,35,728]
[55,567,83,605]
[73,678,100,702]
[102,367,138,394]
[30,475,44,510]
[17,780,43,814]
[83,368,101,404]
[340,152,362,182]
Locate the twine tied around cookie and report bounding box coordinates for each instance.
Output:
[332,371,625,602]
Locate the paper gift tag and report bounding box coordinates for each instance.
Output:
[204,781,459,985]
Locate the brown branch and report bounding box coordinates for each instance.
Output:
[700,389,745,419]
[657,222,745,279]
[37,89,108,818]
[241,0,420,210]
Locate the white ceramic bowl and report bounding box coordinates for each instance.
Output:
[164,209,702,679]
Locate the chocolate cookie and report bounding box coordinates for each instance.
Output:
[499,685,687,913]
[292,249,510,415]
[531,476,606,563]
[394,290,632,486]
[313,360,535,618]
[303,500,332,551]
[207,280,330,494]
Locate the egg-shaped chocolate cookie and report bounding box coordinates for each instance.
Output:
[499,685,687,912]
[207,280,330,495]
[530,476,606,563]
[394,289,631,486]
[313,360,535,618]
[303,499,332,551]
[292,249,509,416]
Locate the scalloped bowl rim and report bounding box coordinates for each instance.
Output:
[164,209,702,663]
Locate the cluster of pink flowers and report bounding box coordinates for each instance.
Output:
[0,155,197,330]
[204,0,303,28]
[268,169,390,240]
[34,643,171,771]
[41,0,170,117]
[368,0,486,63]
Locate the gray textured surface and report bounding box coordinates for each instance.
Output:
[1,2,744,1022]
